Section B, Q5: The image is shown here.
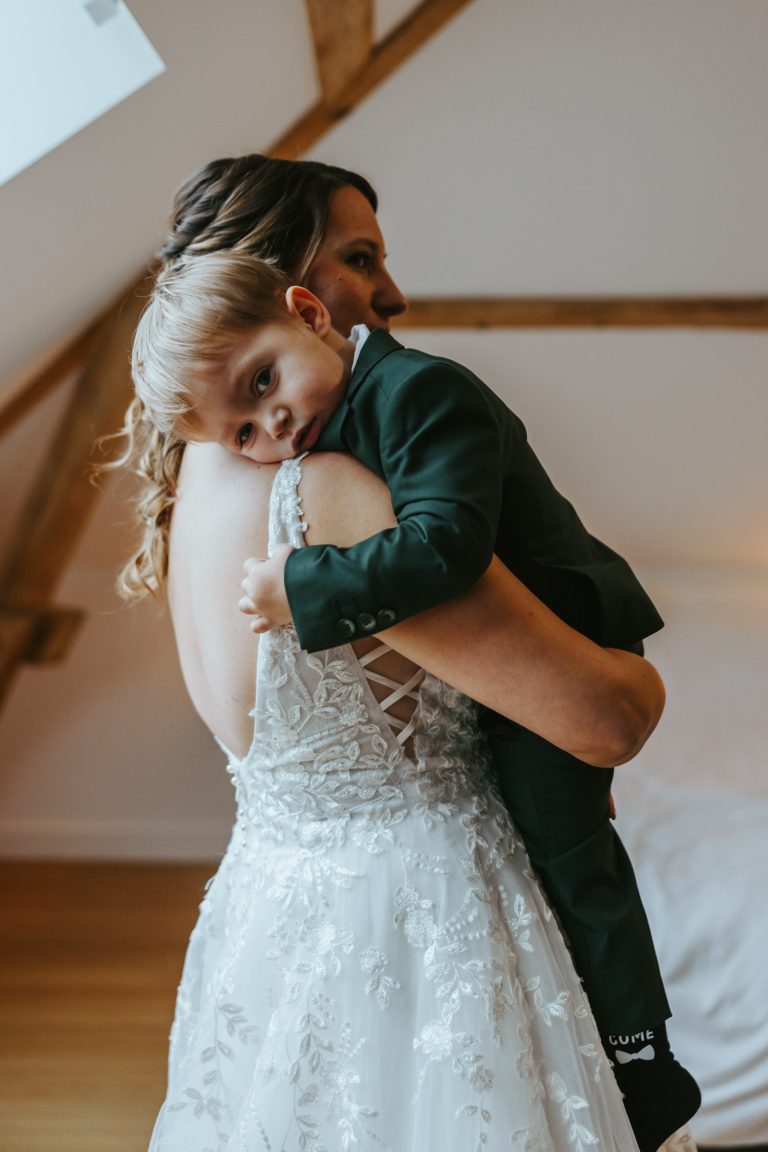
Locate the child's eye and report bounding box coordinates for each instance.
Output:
[252,368,272,396]
[236,423,253,450]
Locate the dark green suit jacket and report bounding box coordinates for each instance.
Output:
[284,329,663,655]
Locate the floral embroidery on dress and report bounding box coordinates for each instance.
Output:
[149,458,642,1152]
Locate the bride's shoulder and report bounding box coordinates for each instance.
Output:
[178,442,277,498]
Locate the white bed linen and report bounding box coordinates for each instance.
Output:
[613,570,768,1146]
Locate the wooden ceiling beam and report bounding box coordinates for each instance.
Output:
[0,322,101,440]
[0,613,35,709]
[4,289,764,450]
[305,0,373,110]
[275,0,475,157]
[394,295,768,329]
[0,276,150,706]
[0,607,84,664]
[0,278,149,610]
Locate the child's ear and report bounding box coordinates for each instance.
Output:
[285,286,332,337]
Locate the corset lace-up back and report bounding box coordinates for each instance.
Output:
[356,643,424,744]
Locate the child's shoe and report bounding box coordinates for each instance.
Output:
[621,1058,702,1152]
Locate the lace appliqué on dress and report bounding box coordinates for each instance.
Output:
[149,457,641,1152]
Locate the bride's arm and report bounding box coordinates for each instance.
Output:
[385,558,664,768]
[300,453,664,769]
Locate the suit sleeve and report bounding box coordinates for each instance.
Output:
[285,360,514,653]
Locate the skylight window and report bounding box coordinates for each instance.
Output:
[0,0,164,188]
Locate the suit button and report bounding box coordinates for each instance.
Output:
[377,608,397,627]
[336,617,356,639]
[357,612,377,633]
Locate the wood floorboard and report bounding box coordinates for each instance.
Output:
[0,860,214,1152]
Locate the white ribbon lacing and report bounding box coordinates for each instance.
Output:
[357,644,425,746]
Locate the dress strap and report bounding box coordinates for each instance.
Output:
[267,453,309,555]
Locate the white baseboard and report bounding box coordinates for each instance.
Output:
[0,818,232,861]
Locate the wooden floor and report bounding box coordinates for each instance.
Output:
[0,861,213,1152]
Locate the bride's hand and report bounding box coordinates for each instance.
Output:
[239,544,294,633]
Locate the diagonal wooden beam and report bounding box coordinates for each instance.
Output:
[275,0,475,157]
[394,295,768,329]
[0,321,102,440]
[0,273,151,706]
[305,0,373,110]
[0,277,150,611]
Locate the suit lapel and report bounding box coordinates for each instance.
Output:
[346,328,404,402]
[319,329,403,449]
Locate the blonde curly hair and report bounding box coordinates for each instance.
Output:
[106,396,185,600]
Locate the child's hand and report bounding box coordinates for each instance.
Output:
[239,544,295,633]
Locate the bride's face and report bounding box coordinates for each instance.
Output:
[302,185,408,338]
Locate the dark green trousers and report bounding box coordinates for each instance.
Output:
[486,722,670,1034]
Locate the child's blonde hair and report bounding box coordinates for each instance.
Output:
[132,252,293,441]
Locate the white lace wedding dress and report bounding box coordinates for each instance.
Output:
[148,457,642,1152]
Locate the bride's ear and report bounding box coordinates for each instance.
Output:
[285,286,332,337]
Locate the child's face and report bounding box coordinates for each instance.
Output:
[188,296,349,464]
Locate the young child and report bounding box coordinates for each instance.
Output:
[132,251,701,1150]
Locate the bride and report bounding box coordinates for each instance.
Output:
[121,154,667,1150]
